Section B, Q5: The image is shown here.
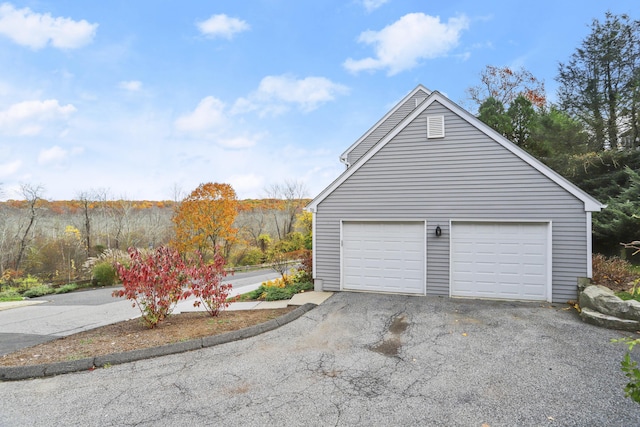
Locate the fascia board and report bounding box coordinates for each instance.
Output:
[437,95,605,212]
[339,84,431,162]
[308,92,438,211]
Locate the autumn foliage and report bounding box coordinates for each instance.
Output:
[113,247,188,327]
[183,250,232,317]
[113,246,232,328]
[467,65,546,109]
[172,182,239,255]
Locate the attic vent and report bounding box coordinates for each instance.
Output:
[427,115,445,138]
[414,97,426,108]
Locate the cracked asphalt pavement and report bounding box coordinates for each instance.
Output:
[2,292,640,426]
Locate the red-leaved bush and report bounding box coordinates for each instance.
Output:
[183,250,232,317]
[113,246,232,328]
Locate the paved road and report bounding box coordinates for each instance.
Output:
[0,269,280,356]
[2,292,640,426]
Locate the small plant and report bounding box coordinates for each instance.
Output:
[262,276,290,288]
[14,275,45,294]
[613,337,640,404]
[0,288,22,302]
[592,254,639,292]
[237,278,313,301]
[22,284,53,298]
[55,283,78,294]
[92,262,117,287]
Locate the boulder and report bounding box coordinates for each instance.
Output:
[579,285,640,321]
[580,307,640,332]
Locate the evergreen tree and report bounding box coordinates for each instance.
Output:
[557,12,640,150]
[593,166,640,255]
[478,97,511,137]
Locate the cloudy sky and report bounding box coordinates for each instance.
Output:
[0,0,638,201]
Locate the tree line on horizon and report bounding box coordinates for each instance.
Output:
[0,180,311,285]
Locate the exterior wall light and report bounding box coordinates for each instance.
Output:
[435,226,442,237]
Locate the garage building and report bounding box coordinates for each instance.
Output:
[306,85,603,303]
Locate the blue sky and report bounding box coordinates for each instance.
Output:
[0,0,638,201]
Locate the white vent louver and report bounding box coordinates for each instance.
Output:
[427,115,445,138]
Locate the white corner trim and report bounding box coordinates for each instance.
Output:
[586,212,593,278]
[312,210,317,280]
[547,221,553,303]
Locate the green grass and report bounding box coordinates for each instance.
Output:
[616,291,640,303]
[0,289,23,302]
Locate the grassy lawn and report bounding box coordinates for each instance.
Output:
[616,291,640,303]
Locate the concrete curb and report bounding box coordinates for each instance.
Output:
[0,303,317,381]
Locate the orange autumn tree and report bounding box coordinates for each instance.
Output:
[171,183,239,256]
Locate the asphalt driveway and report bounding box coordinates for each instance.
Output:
[1,292,639,426]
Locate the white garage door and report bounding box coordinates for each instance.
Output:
[342,221,425,294]
[451,222,550,301]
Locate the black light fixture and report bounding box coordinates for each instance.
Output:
[435,226,442,237]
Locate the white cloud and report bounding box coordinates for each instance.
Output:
[174,96,228,134]
[232,75,349,116]
[0,3,97,50]
[38,145,67,165]
[197,14,249,39]
[0,159,21,177]
[118,80,142,91]
[226,173,264,197]
[344,13,469,75]
[0,99,76,136]
[361,0,389,12]
[218,135,260,149]
[174,97,261,148]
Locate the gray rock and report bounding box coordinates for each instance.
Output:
[580,307,640,332]
[579,285,640,321]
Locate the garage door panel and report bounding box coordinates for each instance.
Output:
[342,221,425,295]
[451,222,549,301]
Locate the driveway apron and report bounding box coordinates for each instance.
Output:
[1,292,639,426]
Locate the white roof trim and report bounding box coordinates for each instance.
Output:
[339,84,431,164]
[308,90,604,213]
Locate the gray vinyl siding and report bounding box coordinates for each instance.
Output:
[316,101,588,303]
[346,89,429,166]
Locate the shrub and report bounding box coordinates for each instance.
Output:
[0,288,22,302]
[183,250,232,317]
[113,247,189,328]
[55,283,78,294]
[113,246,233,328]
[239,278,313,301]
[235,247,265,266]
[14,275,44,293]
[262,276,290,288]
[592,254,639,292]
[613,337,640,404]
[92,262,117,287]
[291,249,312,283]
[263,287,292,301]
[23,284,53,298]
